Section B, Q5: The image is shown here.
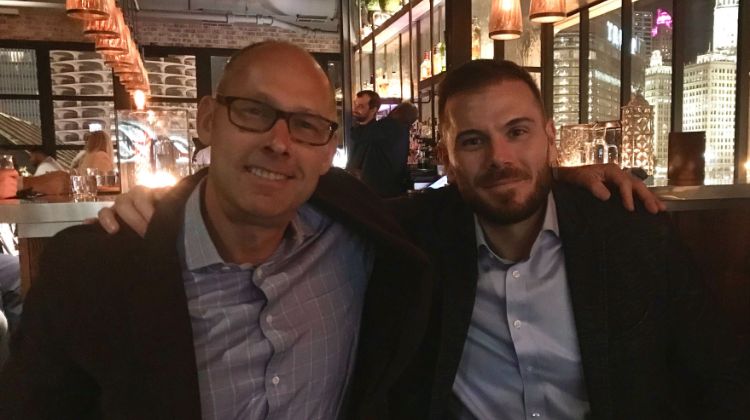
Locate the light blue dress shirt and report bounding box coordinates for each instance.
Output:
[179,180,372,420]
[452,194,590,420]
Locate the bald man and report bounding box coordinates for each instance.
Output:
[0,42,431,419]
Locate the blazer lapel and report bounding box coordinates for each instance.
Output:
[127,173,205,420]
[430,187,481,414]
[311,169,432,415]
[553,184,613,419]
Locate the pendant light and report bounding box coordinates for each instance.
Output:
[489,0,523,40]
[65,0,110,20]
[529,0,566,23]
[83,5,121,39]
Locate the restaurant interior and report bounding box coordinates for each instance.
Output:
[0,0,748,367]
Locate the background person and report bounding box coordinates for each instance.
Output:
[27,147,65,176]
[347,91,412,197]
[77,130,114,174]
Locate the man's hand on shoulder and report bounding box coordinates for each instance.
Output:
[97,186,169,237]
[556,163,666,214]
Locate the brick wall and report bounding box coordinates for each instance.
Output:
[0,7,341,53]
[0,8,87,43]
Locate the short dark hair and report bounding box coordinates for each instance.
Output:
[356,90,381,110]
[438,59,546,126]
[388,101,419,126]
[27,145,51,156]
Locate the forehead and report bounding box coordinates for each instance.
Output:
[224,51,333,115]
[445,80,543,126]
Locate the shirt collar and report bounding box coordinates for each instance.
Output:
[474,192,560,262]
[182,178,317,271]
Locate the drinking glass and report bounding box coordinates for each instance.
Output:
[0,155,14,170]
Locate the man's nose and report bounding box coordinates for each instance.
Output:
[488,135,515,164]
[266,117,293,153]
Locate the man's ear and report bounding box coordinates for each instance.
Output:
[545,119,558,166]
[196,96,217,146]
[318,133,339,175]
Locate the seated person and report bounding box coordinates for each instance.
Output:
[77,131,114,174]
[27,147,65,176]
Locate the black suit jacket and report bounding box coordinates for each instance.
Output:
[390,183,749,419]
[347,118,410,198]
[0,168,432,419]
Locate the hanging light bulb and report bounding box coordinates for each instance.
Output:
[65,0,110,20]
[489,0,523,40]
[133,89,147,111]
[529,0,566,23]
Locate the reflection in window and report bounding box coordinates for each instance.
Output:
[53,100,114,145]
[553,19,581,129]
[150,102,198,145]
[471,0,494,59]
[50,50,113,96]
[589,2,622,122]
[505,0,542,67]
[636,1,673,181]
[0,49,38,95]
[682,0,738,184]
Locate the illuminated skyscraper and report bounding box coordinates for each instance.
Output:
[633,11,653,60]
[644,50,672,178]
[652,9,673,64]
[682,0,738,183]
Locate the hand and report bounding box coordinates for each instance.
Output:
[556,164,666,214]
[97,186,169,237]
[24,171,71,196]
[0,169,19,199]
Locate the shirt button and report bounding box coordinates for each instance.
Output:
[513,320,522,329]
[271,375,280,385]
[266,314,273,324]
[256,268,264,277]
[511,270,521,279]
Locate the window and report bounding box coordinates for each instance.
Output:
[0,48,41,148]
[589,1,622,122]
[635,0,673,180]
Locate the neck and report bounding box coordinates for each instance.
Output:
[202,182,291,265]
[477,204,547,262]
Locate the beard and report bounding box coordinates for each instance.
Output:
[353,113,368,124]
[455,163,552,226]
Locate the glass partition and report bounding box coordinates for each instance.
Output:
[589,1,623,122]
[553,16,582,129]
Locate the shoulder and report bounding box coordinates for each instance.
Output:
[387,185,465,230]
[553,182,672,243]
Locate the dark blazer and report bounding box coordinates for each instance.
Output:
[390,183,749,420]
[0,168,432,420]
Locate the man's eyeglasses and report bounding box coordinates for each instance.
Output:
[215,95,339,146]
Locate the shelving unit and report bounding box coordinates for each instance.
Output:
[49,50,114,145]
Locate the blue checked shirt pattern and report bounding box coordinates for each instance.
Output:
[452,194,590,420]
[179,181,372,420]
